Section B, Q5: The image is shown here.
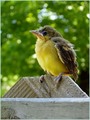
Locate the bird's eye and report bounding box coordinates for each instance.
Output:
[42,31,47,36]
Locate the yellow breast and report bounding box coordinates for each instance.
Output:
[35,39,68,76]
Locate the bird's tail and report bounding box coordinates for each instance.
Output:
[73,72,78,81]
[73,63,78,81]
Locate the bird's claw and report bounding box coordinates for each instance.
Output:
[54,73,63,88]
[39,75,45,83]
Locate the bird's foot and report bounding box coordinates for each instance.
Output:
[54,73,63,83]
[39,75,45,83]
[54,73,63,88]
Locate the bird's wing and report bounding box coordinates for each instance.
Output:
[51,37,78,80]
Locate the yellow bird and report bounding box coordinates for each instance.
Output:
[31,25,78,81]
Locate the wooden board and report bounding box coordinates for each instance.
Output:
[3,75,88,98]
[1,98,90,119]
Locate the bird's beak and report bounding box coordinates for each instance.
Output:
[30,30,45,40]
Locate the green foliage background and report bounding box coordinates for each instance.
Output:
[1,1,89,96]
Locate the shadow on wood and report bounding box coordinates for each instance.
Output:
[3,75,88,98]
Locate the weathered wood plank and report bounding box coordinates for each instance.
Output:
[3,75,88,98]
[1,98,90,119]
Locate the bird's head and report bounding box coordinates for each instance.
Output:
[31,25,61,41]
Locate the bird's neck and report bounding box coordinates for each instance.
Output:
[37,38,47,44]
